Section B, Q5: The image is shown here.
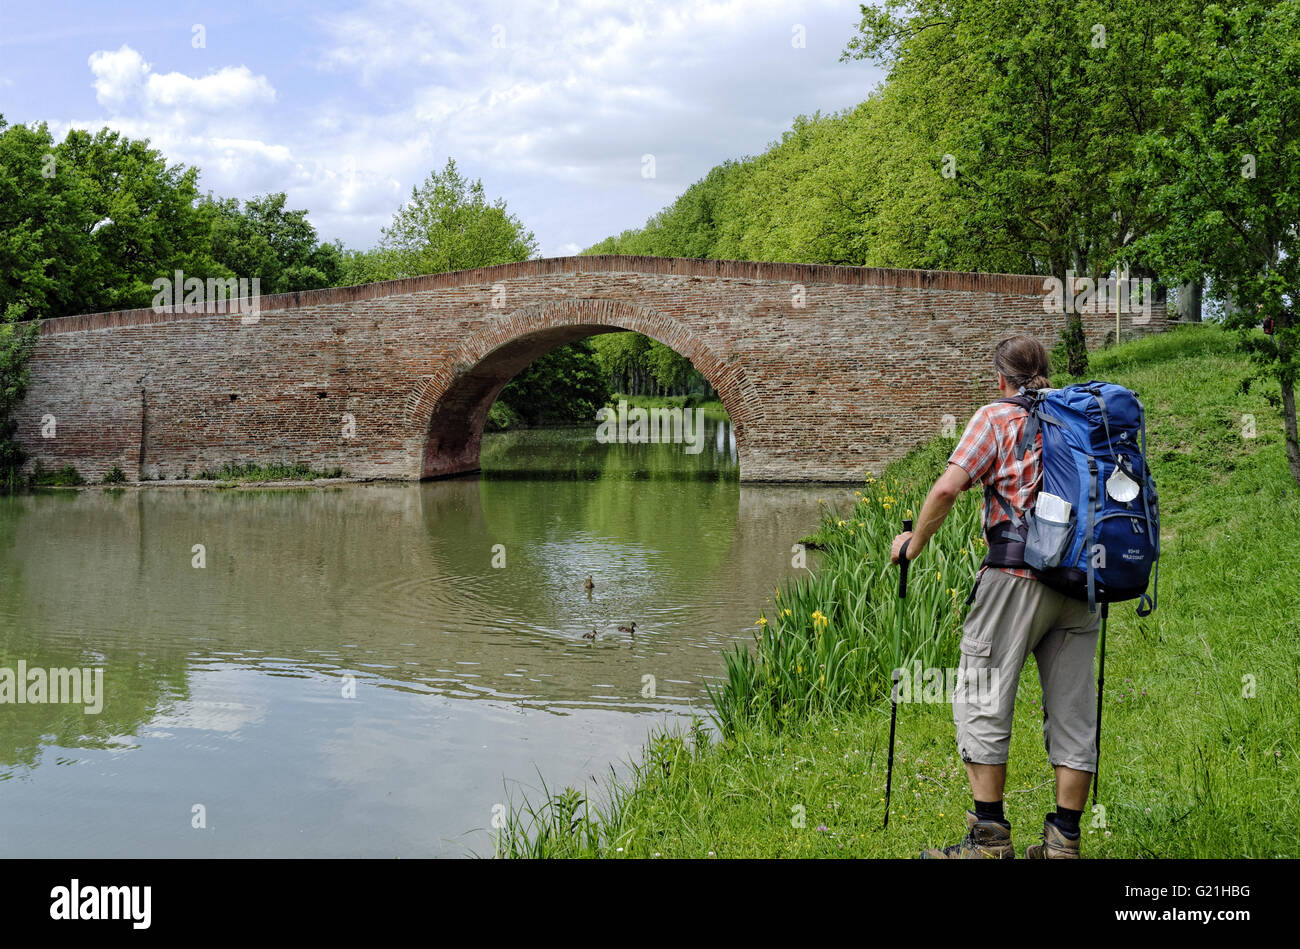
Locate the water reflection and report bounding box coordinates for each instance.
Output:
[0,421,852,856]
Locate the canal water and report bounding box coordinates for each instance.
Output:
[0,419,851,856]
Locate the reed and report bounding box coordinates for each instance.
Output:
[708,441,982,736]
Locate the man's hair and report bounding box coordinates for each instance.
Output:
[993,335,1052,391]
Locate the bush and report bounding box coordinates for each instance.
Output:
[29,461,85,486]
[102,465,127,484]
[484,400,521,432]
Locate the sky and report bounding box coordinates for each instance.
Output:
[0,1,885,256]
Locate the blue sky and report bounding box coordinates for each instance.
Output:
[1,1,884,256]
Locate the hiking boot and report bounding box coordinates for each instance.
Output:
[1024,814,1081,859]
[919,810,1014,859]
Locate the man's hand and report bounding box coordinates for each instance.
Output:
[890,531,915,565]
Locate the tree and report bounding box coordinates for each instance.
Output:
[0,302,40,492]
[206,192,344,293]
[842,0,1187,373]
[496,340,610,426]
[377,158,538,277]
[54,127,217,313]
[0,118,95,317]
[1139,0,1300,487]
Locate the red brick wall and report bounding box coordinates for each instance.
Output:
[14,256,1168,482]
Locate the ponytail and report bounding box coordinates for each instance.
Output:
[994,336,1052,392]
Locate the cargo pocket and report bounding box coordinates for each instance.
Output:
[960,630,993,658]
[1024,510,1074,571]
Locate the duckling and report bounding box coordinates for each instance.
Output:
[583,575,595,591]
[616,622,636,634]
[582,627,598,640]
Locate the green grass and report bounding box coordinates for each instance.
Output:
[199,461,346,483]
[493,324,1300,858]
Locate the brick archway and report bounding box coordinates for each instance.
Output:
[406,298,757,479]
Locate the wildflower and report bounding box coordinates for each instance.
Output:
[782,609,792,617]
[906,509,913,517]
[797,664,802,674]
[817,824,829,833]
[838,519,846,527]
[757,616,768,627]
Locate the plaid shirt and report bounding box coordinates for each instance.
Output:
[948,400,1042,580]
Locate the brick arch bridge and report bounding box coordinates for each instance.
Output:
[15,256,1166,483]
[410,298,758,478]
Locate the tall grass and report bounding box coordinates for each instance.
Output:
[708,439,982,735]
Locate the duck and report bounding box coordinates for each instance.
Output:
[582,627,598,640]
[617,622,636,634]
[583,575,595,591]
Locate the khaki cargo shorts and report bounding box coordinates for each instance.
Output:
[954,566,1101,772]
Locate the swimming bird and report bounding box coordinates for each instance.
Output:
[617,622,636,634]
[583,627,598,640]
[583,575,594,591]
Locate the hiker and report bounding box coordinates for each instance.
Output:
[889,335,1099,859]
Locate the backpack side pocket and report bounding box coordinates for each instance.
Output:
[1024,508,1074,571]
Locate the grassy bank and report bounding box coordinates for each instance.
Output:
[494,325,1300,858]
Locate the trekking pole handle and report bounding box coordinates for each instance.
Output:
[898,519,913,598]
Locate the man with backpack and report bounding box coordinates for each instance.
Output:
[889,334,1158,859]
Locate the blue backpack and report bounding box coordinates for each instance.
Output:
[983,382,1160,615]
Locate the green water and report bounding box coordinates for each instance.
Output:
[0,420,851,856]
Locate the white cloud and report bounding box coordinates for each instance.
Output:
[65,3,882,256]
[88,45,150,110]
[88,44,275,115]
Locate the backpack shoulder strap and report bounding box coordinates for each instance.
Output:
[997,392,1041,461]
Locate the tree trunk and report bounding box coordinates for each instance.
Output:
[1283,376,1300,490]
[1065,313,1089,376]
[1181,279,1203,323]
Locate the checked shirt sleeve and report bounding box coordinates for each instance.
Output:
[947,405,995,489]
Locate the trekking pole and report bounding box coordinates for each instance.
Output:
[883,518,912,831]
[1091,602,1110,805]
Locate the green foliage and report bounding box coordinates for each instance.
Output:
[0,116,346,317]
[484,399,521,432]
[204,191,344,294]
[101,465,127,484]
[375,158,538,278]
[495,340,611,427]
[589,332,714,398]
[1137,0,1300,485]
[199,461,345,482]
[29,462,85,486]
[708,440,978,736]
[0,302,40,492]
